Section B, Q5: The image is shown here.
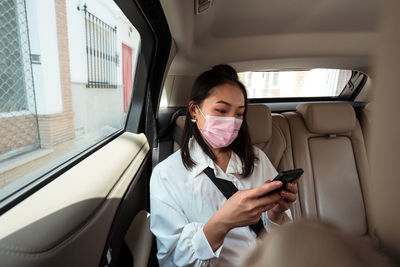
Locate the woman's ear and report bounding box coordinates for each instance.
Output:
[188,101,198,119]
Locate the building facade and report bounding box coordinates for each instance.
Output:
[0,0,140,161]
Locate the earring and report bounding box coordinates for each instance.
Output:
[191,118,197,123]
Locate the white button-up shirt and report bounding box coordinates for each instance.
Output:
[150,138,291,267]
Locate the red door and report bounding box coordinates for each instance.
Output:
[122,43,133,112]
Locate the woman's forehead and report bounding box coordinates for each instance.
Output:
[206,83,245,106]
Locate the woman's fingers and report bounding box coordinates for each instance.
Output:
[280,190,297,202]
[285,182,298,194]
[276,199,291,211]
[251,181,282,198]
[291,177,301,185]
[255,192,282,207]
[258,204,274,214]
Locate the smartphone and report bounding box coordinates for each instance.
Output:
[259,168,304,198]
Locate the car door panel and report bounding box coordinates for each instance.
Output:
[0,132,149,267]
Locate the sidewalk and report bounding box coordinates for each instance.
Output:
[0,126,118,190]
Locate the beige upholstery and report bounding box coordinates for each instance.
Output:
[246,104,272,143]
[297,102,356,134]
[246,105,300,219]
[0,133,149,267]
[284,103,370,235]
[367,0,400,260]
[242,219,393,267]
[246,104,294,171]
[124,210,152,267]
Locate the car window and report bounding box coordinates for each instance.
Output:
[238,69,352,98]
[0,0,140,201]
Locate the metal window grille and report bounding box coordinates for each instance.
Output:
[82,5,117,88]
[0,0,40,160]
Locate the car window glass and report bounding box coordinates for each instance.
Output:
[0,0,140,201]
[238,69,352,98]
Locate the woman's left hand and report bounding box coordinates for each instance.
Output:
[267,180,299,224]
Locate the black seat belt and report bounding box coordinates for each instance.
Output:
[203,167,265,238]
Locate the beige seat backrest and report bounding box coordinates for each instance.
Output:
[246,104,300,219]
[246,104,294,171]
[285,102,370,235]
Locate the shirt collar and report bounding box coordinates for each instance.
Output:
[188,137,243,178]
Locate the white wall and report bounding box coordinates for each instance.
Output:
[67,0,140,85]
[71,84,125,135]
[66,0,141,136]
[26,0,63,115]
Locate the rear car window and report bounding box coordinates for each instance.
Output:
[238,69,352,98]
[0,0,140,203]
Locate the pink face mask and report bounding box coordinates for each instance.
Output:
[196,105,243,148]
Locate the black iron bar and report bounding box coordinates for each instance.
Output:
[89,12,93,87]
[107,27,110,88]
[114,27,117,88]
[80,6,117,88]
[103,22,107,88]
[101,23,104,87]
[83,5,89,88]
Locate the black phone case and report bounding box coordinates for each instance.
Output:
[272,168,304,184]
[259,168,304,198]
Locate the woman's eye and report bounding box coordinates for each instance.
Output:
[237,113,244,117]
[215,109,226,114]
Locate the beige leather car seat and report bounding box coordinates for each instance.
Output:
[284,102,370,235]
[246,104,301,219]
[246,104,294,171]
[245,1,400,265]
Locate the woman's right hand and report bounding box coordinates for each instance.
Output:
[216,180,283,228]
[204,181,283,251]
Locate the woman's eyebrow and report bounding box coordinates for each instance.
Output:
[216,100,231,106]
[216,100,245,108]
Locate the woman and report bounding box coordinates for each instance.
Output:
[150,64,298,267]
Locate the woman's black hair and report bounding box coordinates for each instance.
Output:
[180,64,257,177]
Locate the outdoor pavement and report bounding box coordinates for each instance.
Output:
[0,126,118,191]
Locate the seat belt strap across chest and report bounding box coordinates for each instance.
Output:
[203,167,265,238]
